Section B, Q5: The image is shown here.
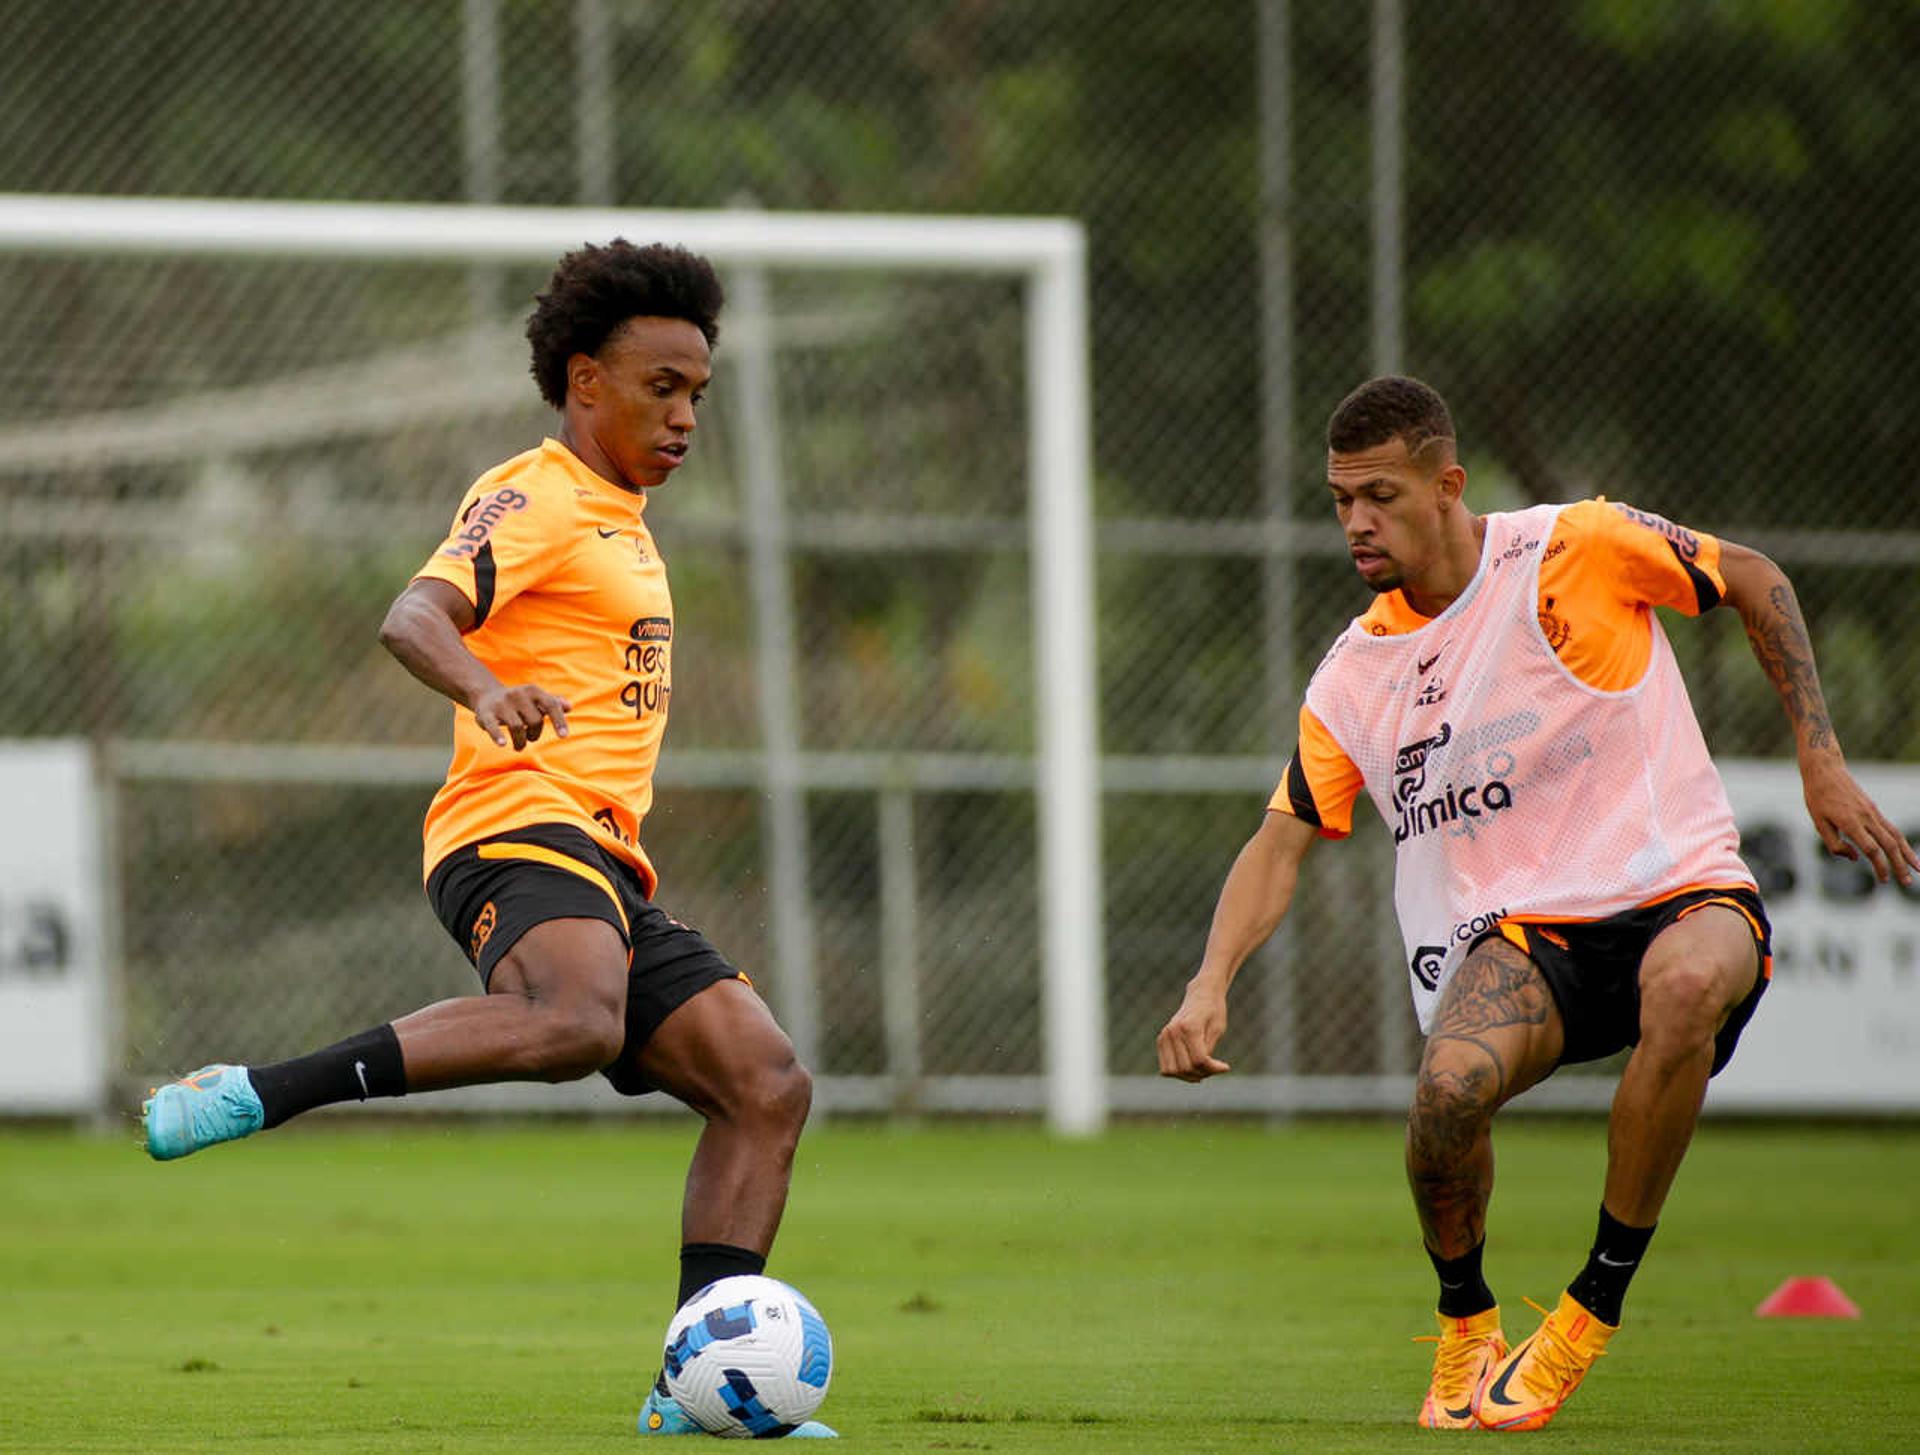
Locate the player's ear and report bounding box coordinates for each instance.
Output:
[1437,463,1467,508]
[566,351,601,406]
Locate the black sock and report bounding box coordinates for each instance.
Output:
[1427,1239,1497,1318]
[246,1024,406,1129]
[678,1242,767,1311]
[1566,1205,1655,1326]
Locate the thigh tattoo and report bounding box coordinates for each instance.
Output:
[1422,937,1555,1101]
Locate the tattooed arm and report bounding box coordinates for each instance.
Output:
[1719,540,1917,885]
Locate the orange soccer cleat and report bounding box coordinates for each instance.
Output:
[1474,1292,1616,1431]
[1415,1306,1507,1429]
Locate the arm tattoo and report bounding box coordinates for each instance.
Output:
[1741,580,1835,752]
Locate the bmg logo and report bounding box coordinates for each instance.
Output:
[439,487,530,561]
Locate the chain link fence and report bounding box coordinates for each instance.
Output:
[3,1,1917,1112]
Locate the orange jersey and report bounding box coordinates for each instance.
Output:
[412,438,673,893]
[1272,498,1728,835]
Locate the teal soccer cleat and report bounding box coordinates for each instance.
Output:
[637,1383,838,1438]
[143,1064,265,1161]
[636,1386,705,1436]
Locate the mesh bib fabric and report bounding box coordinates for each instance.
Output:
[1304,505,1752,1030]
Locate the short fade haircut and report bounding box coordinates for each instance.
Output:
[525,239,725,408]
[1326,375,1456,459]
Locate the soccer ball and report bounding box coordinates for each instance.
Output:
[662,1274,832,1437]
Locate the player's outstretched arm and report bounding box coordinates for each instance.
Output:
[1719,540,1917,885]
[1157,809,1319,1082]
[378,578,571,751]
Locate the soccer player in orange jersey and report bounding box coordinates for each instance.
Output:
[143,241,834,1438]
[1156,376,1917,1432]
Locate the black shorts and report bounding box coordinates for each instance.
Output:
[1478,885,1772,1075]
[425,824,747,1095]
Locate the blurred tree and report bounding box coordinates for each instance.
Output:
[1,0,1915,760]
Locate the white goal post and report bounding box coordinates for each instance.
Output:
[0,193,1109,1135]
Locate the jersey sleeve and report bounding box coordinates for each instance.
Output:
[1592,498,1727,616]
[412,476,574,629]
[1267,704,1365,839]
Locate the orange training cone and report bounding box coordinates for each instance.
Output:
[1755,1276,1862,1319]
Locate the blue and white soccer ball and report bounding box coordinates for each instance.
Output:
[662,1274,833,1437]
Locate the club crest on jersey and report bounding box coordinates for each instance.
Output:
[470,900,498,958]
[1538,595,1572,651]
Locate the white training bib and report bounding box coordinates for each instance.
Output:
[1304,505,1752,1030]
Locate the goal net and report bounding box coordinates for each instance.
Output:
[0,194,1107,1131]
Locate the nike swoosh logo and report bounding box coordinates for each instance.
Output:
[1445,1399,1475,1422]
[1595,1252,1638,1268]
[596,527,621,539]
[1417,651,1442,674]
[353,1059,370,1099]
[1482,1339,1531,1409]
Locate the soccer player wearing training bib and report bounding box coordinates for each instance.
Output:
[142,241,834,1439]
[1156,377,1917,1432]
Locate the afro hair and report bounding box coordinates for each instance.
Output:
[525,239,725,409]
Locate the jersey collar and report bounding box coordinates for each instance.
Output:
[541,436,651,512]
[1357,588,1433,637]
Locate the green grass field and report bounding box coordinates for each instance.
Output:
[5,1117,1915,1453]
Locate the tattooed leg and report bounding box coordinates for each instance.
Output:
[1406,936,1564,1257]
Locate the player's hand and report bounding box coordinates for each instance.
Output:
[1157,978,1232,1082]
[472,683,571,751]
[1802,754,1919,887]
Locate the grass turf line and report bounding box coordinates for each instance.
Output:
[3,1120,1915,1452]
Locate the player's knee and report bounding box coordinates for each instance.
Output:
[1407,1060,1494,1152]
[723,1051,812,1136]
[763,1055,814,1134]
[531,998,627,1081]
[1638,960,1740,1050]
[1414,1038,1502,1113]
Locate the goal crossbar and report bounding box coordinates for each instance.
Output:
[0,193,1080,272]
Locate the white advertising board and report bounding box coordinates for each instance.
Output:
[0,740,108,1112]
[1709,759,1920,1111]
